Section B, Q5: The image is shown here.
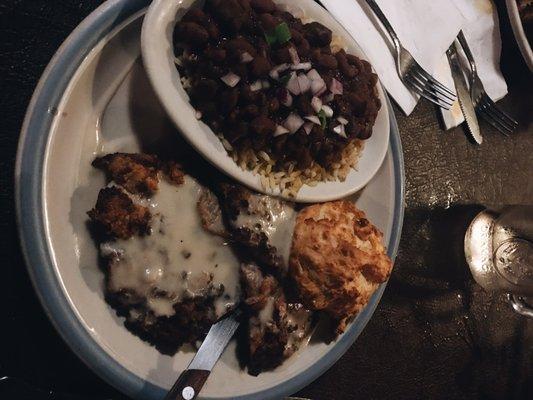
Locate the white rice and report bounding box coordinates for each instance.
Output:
[225,139,364,197]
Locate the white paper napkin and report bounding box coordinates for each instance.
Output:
[319,0,509,129]
[438,0,508,129]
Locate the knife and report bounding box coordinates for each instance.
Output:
[446,42,483,144]
[164,311,240,400]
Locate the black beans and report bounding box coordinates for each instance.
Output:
[336,50,357,78]
[346,93,367,117]
[250,115,276,136]
[311,50,338,70]
[304,22,332,47]
[295,95,314,116]
[259,13,280,31]
[243,104,260,118]
[250,0,276,13]
[272,46,293,64]
[218,89,240,114]
[176,22,209,47]
[192,78,218,100]
[176,0,381,170]
[250,56,272,78]
[296,38,311,58]
[208,0,247,32]
[205,22,220,40]
[205,47,226,63]
[182,8,207,24]
[226,37,257,60]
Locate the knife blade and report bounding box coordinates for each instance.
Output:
[447,42,483,144]
[164,311,240,400]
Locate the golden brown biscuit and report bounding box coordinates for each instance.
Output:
[289,200,392,333]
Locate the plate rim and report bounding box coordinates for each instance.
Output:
[141,0,390,203]
[505,0,533,71]
[15,1,405,399]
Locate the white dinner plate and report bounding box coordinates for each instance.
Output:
[15,1,404,399]
[142,0,390,202]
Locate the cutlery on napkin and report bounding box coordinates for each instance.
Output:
[319,0,509,129]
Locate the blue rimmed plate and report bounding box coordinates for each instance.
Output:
[15,1,405,399]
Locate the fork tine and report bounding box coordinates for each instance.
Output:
[478,102,514,134]
[404,77,452,110]
[405,71,454,104]
[480,94,518,127]
[479,110,511,136]
[404,76,453,109]
[406,71,455,105]
[408,68,456,102]
[478,97,516,132]
[411,65,456,97]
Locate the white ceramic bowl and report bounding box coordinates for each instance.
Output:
[141,0,390,202]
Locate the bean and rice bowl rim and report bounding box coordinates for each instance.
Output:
[175,4,375,197]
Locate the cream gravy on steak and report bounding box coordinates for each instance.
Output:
[234,194,297,269]
[102,177,239,318]
[218,183,297,272]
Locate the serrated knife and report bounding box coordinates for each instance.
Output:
[447,42,483,144]
[164,311,240,400]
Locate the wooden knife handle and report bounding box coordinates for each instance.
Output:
[164,369,210,400]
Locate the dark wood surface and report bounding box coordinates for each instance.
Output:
[1,1,531,399]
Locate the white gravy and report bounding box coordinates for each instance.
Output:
[234,195,297,268]
[102,176,240,318]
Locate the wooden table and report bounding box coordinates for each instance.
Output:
[0,1,531,399]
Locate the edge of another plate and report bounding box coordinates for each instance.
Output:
[15,0,405,399]
[505,0,533,71]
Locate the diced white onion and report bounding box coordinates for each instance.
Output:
[337,116,349,125]
[306,69,321,81]
[297,73,311,93]
[305,115,321,125]
[274,125,290,137]
[269,63,290,80]
[240,52,254,63]
[321,105,334,118]
[250,80,263,92]
[333,124,347,138]
[329,78,344,95]
[283,113,305,134]
[286,72,301,95]
[311,96,323,113]
[288,46,300,65]
[311,79,326,96]
[221,72,240,87]
[303,122,314,135]
[195,110,203,120]
[291,62,312,71]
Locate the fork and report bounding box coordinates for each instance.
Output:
[456,31,518,135]
[364,0,456,109]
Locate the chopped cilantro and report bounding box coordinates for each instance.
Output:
[275,22,292,44]
[264,22,292,46]
[318,110,328,129]
[264,31,277,46]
